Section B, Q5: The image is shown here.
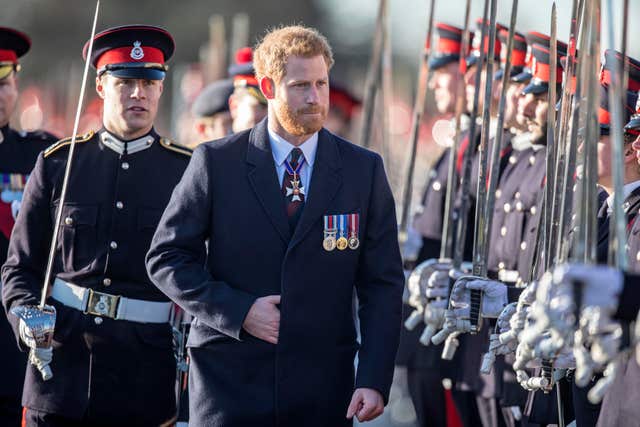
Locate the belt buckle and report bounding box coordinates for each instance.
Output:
[85,289,120,319]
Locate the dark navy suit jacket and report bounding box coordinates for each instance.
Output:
[146,119,404,426]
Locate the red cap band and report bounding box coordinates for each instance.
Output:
[234,74,259,87]
[600,69,640,92]
[511,49,527,67]
[96,45,164,70]
[0,49,18,63]
[598,107,611,126]
[435,38,461,55]
[532,60,562,84]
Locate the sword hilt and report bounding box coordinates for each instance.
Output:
[540,358,555,393]
[470,288,483,334]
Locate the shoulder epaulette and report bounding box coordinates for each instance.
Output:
[159,137,192,157]
[44,131,95,158]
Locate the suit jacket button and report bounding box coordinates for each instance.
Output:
[122,162,130,170]
[64,217,74,226]
[103,278,112,286]
[110,241,118,250]
[116,201,124,209]
[520,241,527,251]
[94,317,103,325]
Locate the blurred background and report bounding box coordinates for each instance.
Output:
[1,1,636,425]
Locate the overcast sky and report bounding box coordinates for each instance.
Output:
[317,0,639,60]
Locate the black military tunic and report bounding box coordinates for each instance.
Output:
[1,129,191,425]
[0,125,57,421]
[595,184,640,427]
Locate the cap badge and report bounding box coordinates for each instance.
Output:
[130,41,144,60]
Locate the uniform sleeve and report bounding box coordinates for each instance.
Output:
[353,154,404,404]
[614,271,640,321]
[1,153,53,347]
[146,145,257,340]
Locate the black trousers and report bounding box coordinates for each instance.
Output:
[23,408,176,427]
[0,396,22,427]
[407,369,447,427]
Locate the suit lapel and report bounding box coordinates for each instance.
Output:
[246,119,292,244]
[289,129,342,250]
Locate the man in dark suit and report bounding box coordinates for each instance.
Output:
[0,26,58,427]
[146,25,404,427]
[2,25,191,426]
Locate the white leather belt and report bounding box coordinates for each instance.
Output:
[51,278,172,324]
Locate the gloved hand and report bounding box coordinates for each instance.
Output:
[10,304,56,381]
[499,281,537,346]
[552,263,623,314]
[405,259,452,331]
[466,279,508,318]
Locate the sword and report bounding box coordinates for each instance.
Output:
[438,0,496,359]
[398,0,437,240]
[440,0,472,261]
[359,0,387,149]
[10,1,101,381]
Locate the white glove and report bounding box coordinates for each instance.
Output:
[552,263,623,314]
[428,269,450,289]
[466,279,508,318]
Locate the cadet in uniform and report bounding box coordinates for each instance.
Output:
[399,21,466,427]
[0,26,58,427]
[227,47,268,133]
[190,78,234,147]
[1,25,192,426]
[146,25,404,427]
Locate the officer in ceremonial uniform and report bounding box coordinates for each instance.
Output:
[147,25,404,427]
[0,26,58,427]
[1,25,192,426]
[227,47,268,133]
[400,21,469,427]
[570,50,640,427]
[190,78,235,147]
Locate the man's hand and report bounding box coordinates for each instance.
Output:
[346,388,384,422]
[242,295,280,344]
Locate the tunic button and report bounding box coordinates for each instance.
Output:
[498,262,505,270]
[637,251,640,262]
[509,155,517,164]
[515,192,521,199]
[103,278,112,286]
[116,201,124,209]
[521,241,527,251]
[496,189,502,199]
[121,162,130,170]
[110,241,118,250]
[501,226,507,236]
[64,217,74,226]
[529,155,536,165]
[432,181,442,191]
[530,206,537,215]
[94,317,103,325]
[516,202,523,211]
[504,203,511,213]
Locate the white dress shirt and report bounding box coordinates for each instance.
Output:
[267,127,318,195]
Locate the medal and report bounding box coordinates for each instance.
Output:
[284,156,306,202]
[348,213,360,250]
[336,214,348,250]
[323,215,337,251]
